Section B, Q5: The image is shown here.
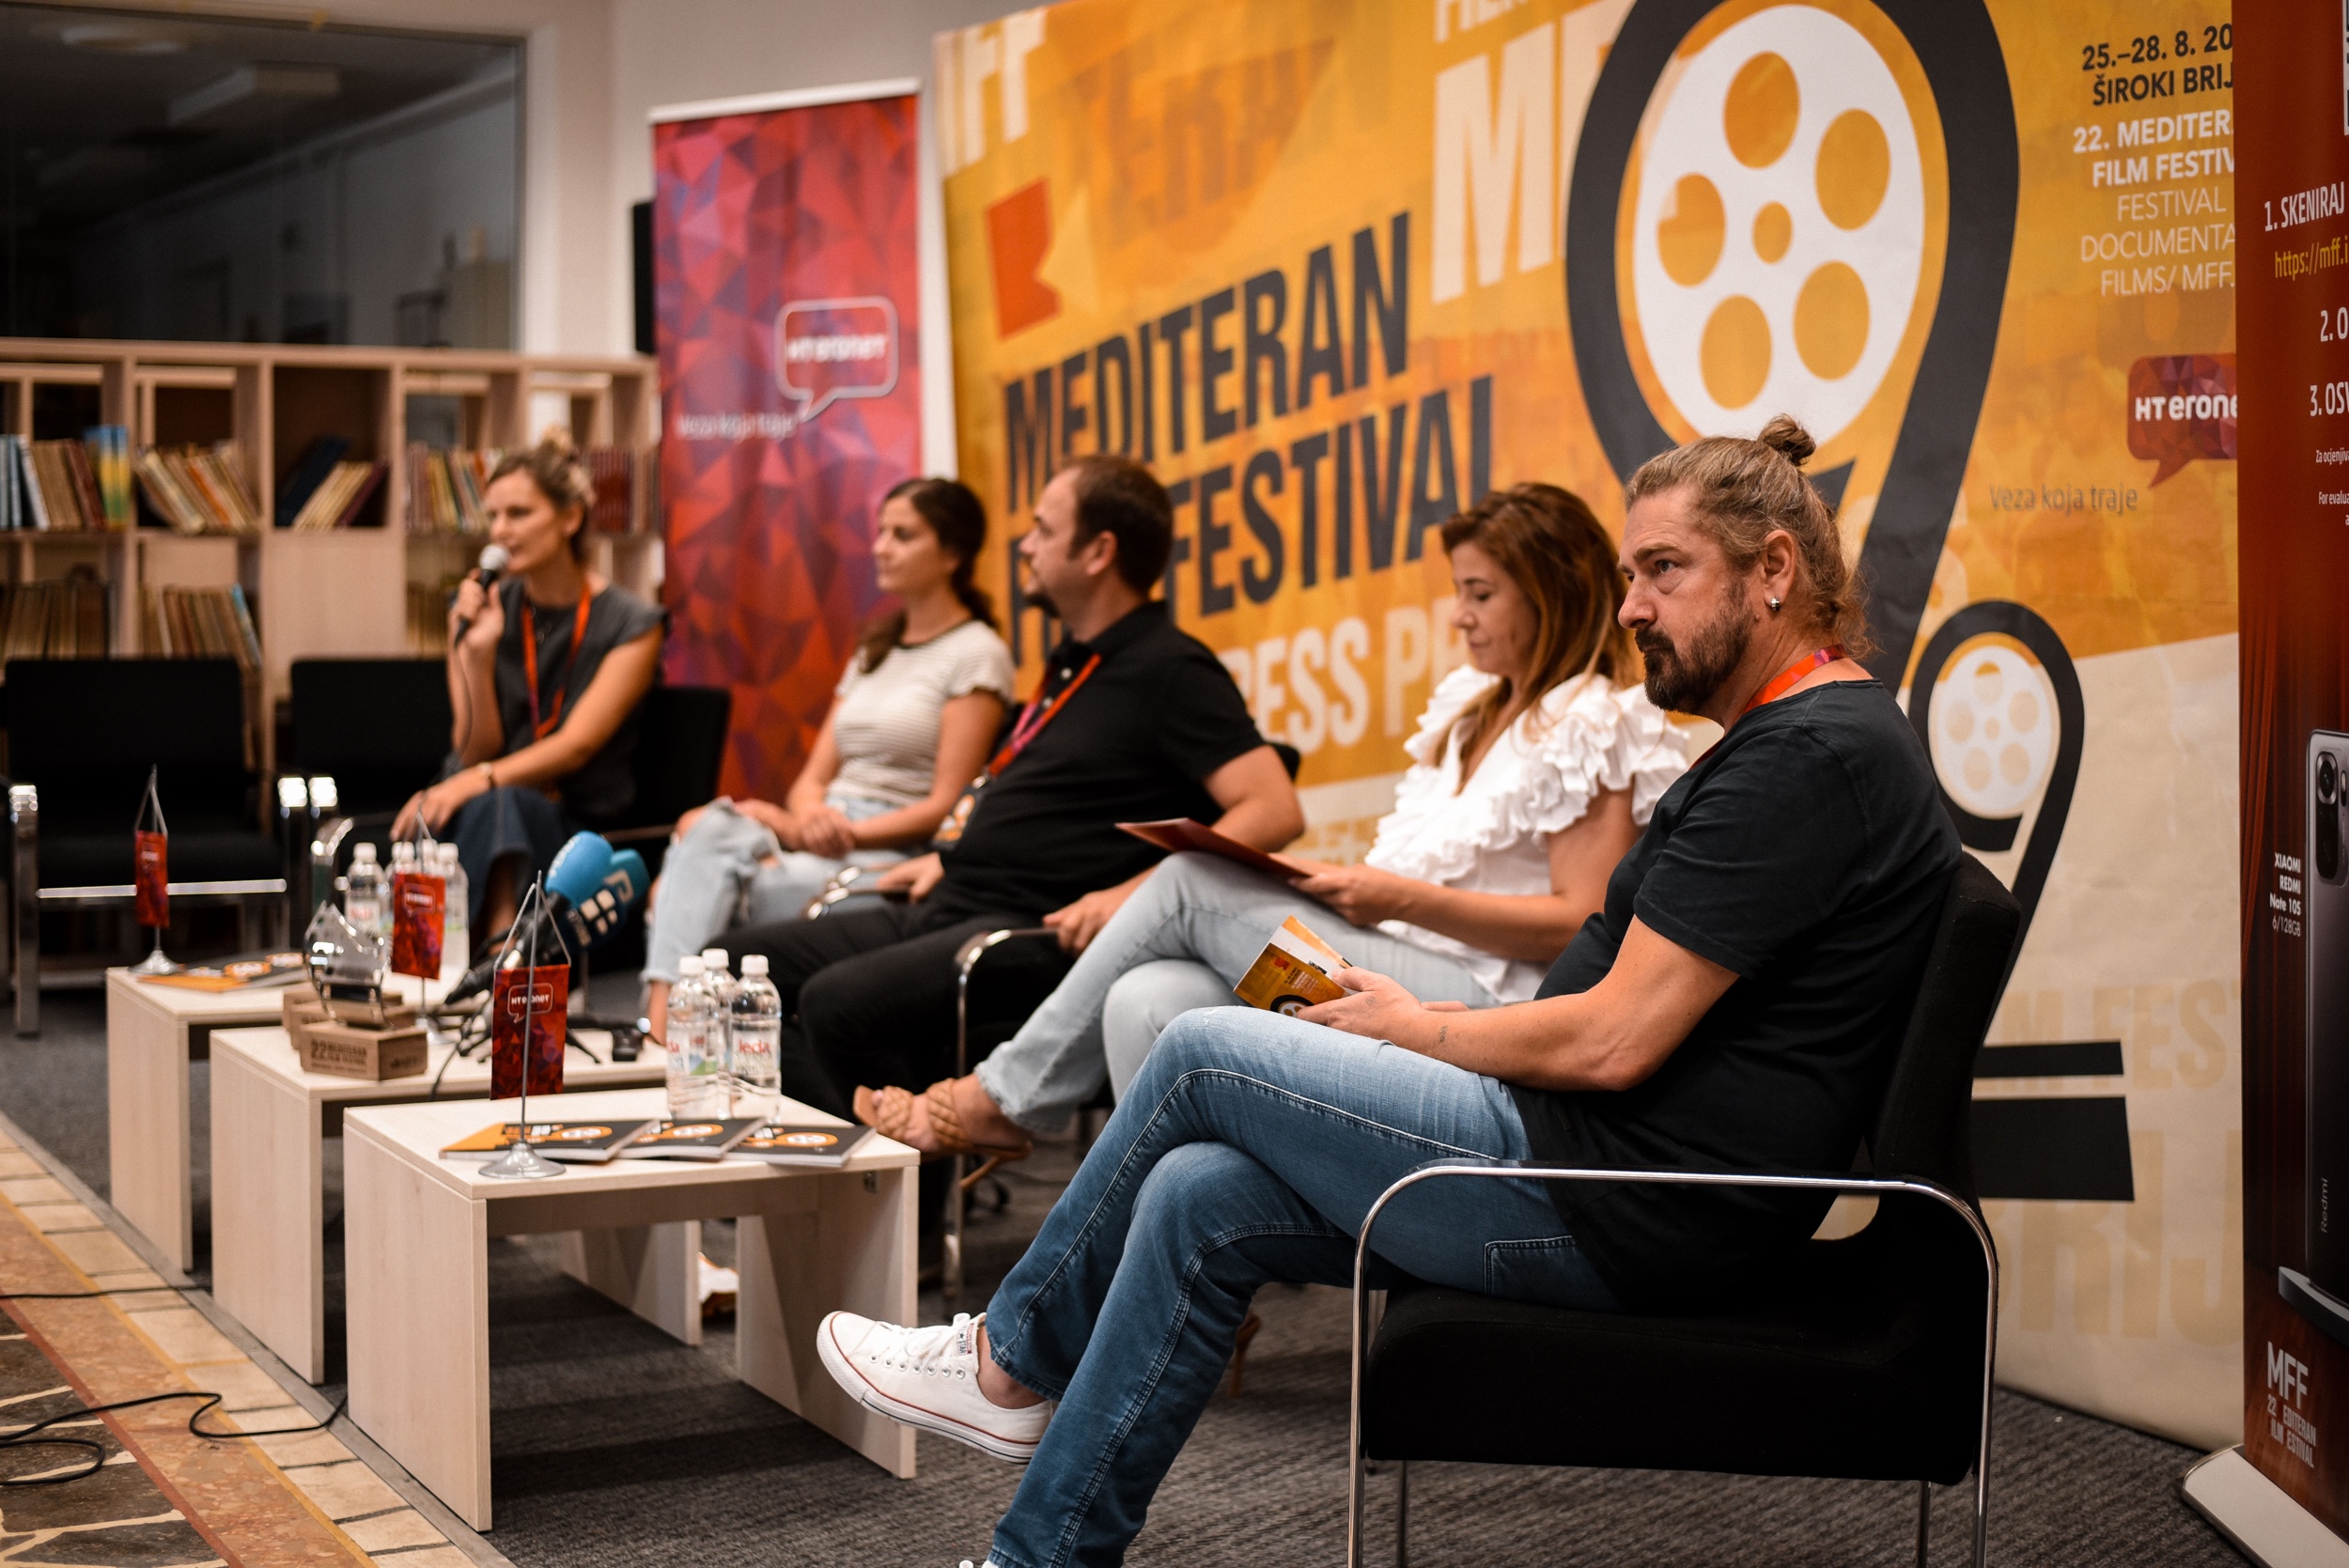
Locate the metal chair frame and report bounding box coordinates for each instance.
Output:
[7,780,301,1036]
[1348,1164,1999,1568]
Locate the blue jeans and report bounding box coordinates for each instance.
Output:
[643,795,902,983]
[982,1005,1620,1568]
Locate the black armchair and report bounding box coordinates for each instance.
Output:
[1348,854,2022,1568]
[5,659,288,1033]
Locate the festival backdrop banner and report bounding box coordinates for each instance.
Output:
[2236,1,2349,1536]
[653,84,924,800]
[940,0,2240,1444]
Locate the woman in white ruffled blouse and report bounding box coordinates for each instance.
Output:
[859,482,1688,1161]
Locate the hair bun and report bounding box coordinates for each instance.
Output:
[1756,413,1815,470]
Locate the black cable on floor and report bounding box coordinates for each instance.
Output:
[0,1389,350,1487]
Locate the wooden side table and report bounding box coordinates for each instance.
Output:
[209,1025,673,1381]
[344,1087,917,1529]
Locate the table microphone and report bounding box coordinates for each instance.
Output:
[451,543,509,640]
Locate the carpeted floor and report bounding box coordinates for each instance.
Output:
[0,981,2250,1566]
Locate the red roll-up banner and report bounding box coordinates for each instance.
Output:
[652,83,924,801]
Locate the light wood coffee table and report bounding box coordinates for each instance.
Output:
[106,969,371,1270]
[209,1025,674,1382]
[343,1086,918,1529]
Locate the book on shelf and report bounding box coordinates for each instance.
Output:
[403,446,501,535]
[288,458,387,531]
[274,435,350,528]
[0,577,110,660]
[86,427,133,530]
[0,438,107,532]
[143,583,261,671]
[135,445,262,535]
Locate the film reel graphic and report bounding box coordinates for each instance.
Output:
[1626,6,1927,450]
[1568,0,2018,686]
[1906,601,2083,945]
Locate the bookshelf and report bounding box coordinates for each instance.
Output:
[0,338,661,770]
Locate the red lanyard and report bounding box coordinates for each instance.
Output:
[986,654,1101,778]
[520,586,594,740]
[1743,644,1847,715]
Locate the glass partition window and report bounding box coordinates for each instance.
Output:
[0,5,521,347]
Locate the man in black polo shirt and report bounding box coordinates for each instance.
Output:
[721,455,1302,1121]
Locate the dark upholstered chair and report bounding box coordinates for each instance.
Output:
[1348,854,2021,1568]
[288,659,453,818]
[5,659,288,1033]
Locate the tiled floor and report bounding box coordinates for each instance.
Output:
[0,1118,475,1566]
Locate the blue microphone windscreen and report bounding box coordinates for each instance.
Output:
[546,831,616,909]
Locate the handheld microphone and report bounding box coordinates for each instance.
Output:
[452,544,510,641]
[443,832,647,1004]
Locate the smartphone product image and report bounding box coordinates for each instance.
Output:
[2289,732,2349,1335]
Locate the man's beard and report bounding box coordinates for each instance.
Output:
[1639,591,1750,713]
[1019,562,1058,620]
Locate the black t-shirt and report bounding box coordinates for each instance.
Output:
[479,579,666,826]
[1511,680,1960,1305]
[931,600,1267,920]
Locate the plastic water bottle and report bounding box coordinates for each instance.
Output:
[345,843,385,939]
[729,954,783,1123]
[699,947,739,1094]
[435,843,470,983]
[664,956,727,1118]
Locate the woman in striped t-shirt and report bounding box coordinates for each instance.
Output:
[644,477,1013,1033]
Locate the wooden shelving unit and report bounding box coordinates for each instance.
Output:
[0,337,662,768]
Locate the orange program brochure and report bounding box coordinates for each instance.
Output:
[1233,916,1350,1017]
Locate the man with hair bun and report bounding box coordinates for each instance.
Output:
[811,415,1961,1568]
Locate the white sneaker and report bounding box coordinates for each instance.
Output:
[817,1311,1050,1464]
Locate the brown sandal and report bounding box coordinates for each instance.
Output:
[852,1080,1034,1172]
[925,1079,1034,1189]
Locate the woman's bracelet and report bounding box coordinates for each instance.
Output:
[478,760,496,789]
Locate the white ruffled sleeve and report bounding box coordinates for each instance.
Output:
[1610,684,1690,824]
[1401,665,1500,767]
[1456,677,1692,847]
[1365,673,1689,889]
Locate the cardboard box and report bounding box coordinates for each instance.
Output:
[297,1019,429,1081]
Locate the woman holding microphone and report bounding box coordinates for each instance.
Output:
[393,436,665,945]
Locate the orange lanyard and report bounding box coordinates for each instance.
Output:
[985,654,1101,778]
[521,586,594,740]
[1742,644,1847,715]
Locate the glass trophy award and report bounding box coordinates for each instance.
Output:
[303,904,393,1025]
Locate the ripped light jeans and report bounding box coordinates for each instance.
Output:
[975,852,1500,1134]
[981,1004,1619,1568]
[642,795,901,984]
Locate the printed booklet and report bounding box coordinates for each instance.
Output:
[1231,916,1350,1016]
[617,1118,765,1160]
[732,1124,878,1167]
[440,1120,658,1163]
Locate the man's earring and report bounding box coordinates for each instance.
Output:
[1766,596,1782,613]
